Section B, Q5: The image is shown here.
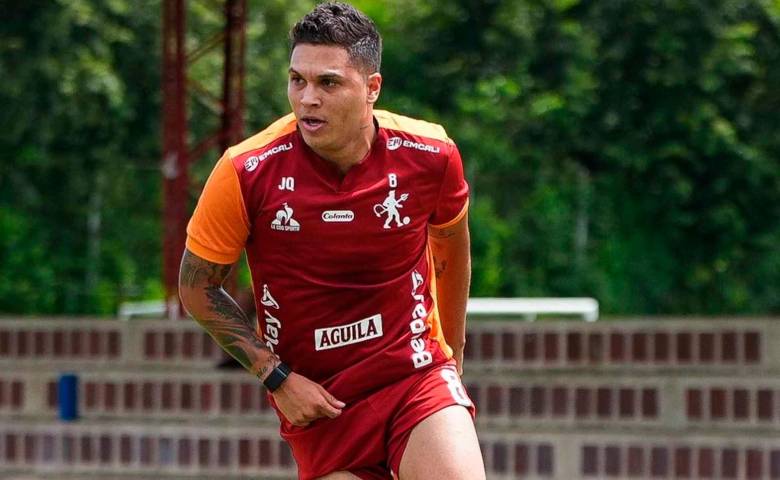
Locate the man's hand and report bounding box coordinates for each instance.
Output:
[272,372,346,427]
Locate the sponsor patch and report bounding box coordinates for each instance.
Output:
[261,284,281,351]
[314,314,383,351]
[244,156,260,172]
[271,203,300,232]
[387,137,402,151]
[409,270,432,368]
[245,142,293,171]
[322,210,355,223]
[386,137,440,154]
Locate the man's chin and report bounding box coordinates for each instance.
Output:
[300,131,330,152]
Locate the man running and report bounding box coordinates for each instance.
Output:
[179,3,484,479]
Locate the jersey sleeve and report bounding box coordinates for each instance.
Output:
[185,152,250,264]
[429,143,470,227]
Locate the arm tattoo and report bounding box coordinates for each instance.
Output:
[433,255,448,279]
[180,250,279,379]
[179,253,232,288]
[429,227,456,239]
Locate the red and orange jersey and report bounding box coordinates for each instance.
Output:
[186,110,469,403]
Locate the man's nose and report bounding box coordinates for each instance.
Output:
[300,85,320,108]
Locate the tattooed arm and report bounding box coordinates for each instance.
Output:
[178,249,280,379]
[428,212,471,375]
[179,249,344,425]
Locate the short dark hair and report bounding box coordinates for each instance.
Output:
[290,2,382,73]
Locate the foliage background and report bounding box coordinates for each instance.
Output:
[1,0,778,315]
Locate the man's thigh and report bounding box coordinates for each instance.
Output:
[315,472,362,480]
[316,469,393,480]
[397,405,485,480]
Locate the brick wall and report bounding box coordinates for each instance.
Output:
[1,316,778,479]
[464,320,770,369]
[2,317,776,368]
[8,424,778,480]
[0,421,295,478]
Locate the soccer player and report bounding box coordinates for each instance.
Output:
[179,3,485,479]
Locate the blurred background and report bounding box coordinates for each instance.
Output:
[1,1,779,479]
[2,0,778,317]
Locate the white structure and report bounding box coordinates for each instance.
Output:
[119,297,600,322]
[467,297,599,322]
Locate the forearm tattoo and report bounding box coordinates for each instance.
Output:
[180,250,279,379]
[429,227,456,239]
[433,255,448,279]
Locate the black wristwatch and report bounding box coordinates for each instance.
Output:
[263,362,292,392]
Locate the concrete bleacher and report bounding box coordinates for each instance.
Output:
[1,316,779,479]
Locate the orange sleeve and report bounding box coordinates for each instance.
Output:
[185,152,250,264]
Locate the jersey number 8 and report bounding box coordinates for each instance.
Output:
[440,368,472,407]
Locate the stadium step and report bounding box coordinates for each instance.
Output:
[2,316,779,479]
[1,317,776,371]
[1,418,779,479]
[2,369,779,434]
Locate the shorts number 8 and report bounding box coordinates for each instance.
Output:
[440,368,472,407]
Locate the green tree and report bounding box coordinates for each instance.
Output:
[1,0,778,315]
[0,0,161,313]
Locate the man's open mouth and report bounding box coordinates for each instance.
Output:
[301,117,326,129]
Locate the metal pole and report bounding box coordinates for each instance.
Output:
[161,0,247,318]
[220,0,247,297]
[222,0,246,150]
[161,0,187,320]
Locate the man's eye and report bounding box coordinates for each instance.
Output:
[322,79,338,87]
[290,77,304,85]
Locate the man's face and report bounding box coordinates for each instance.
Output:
[288,44,381,156]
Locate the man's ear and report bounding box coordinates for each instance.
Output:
[367,72,382,104]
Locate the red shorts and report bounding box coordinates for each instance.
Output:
[275,360,476,480]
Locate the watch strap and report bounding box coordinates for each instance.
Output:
[263,362,291,392]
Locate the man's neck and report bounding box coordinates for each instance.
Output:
[314,117,377,176]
